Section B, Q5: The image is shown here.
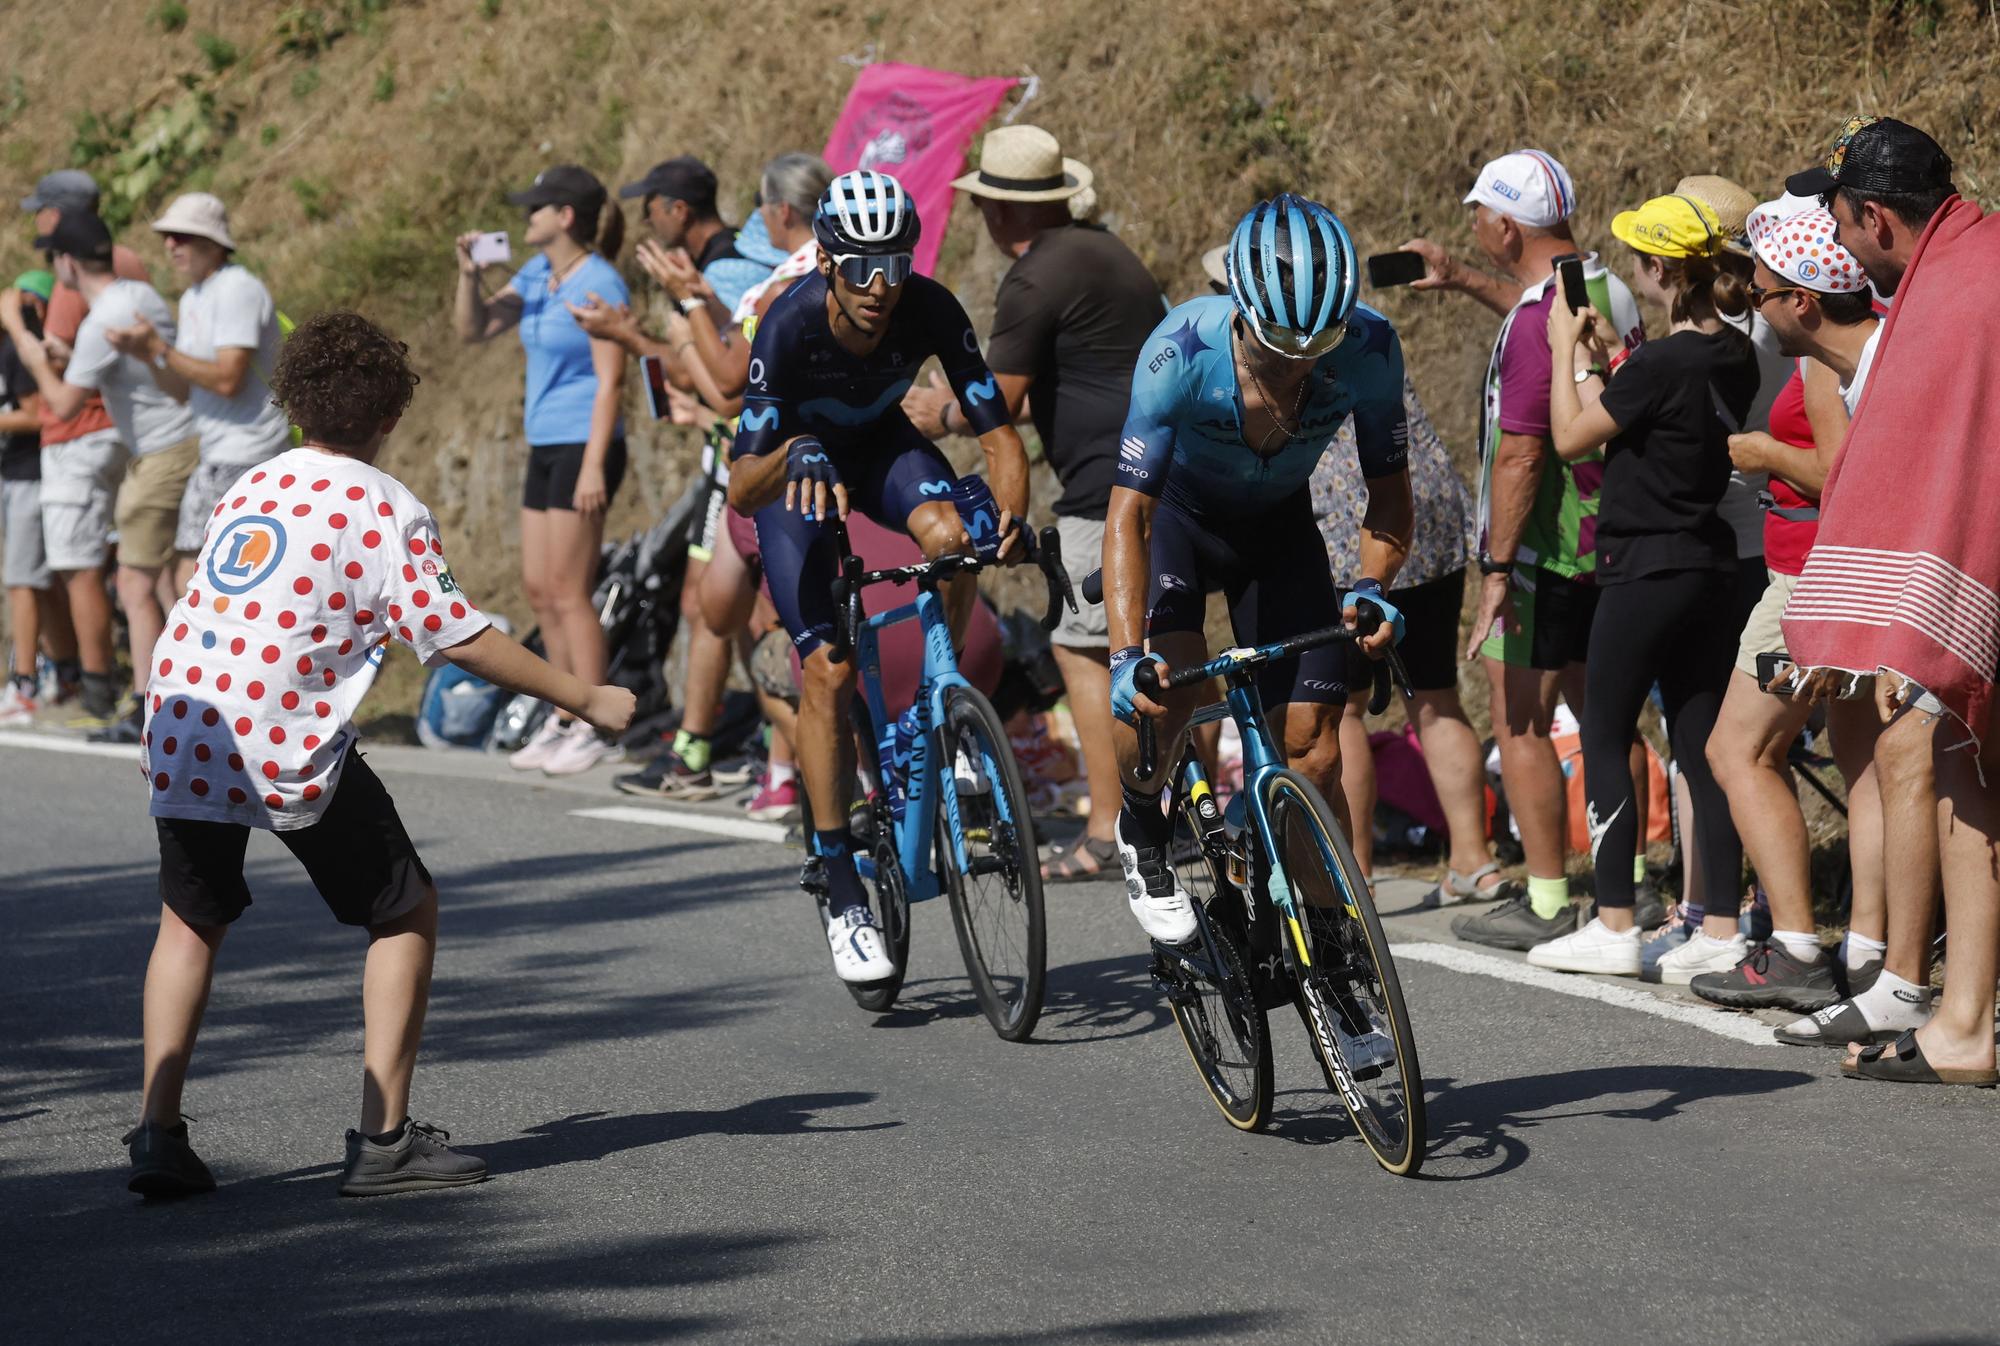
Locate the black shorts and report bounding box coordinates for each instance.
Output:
[1478,565,1599,671]
[156,751,434,928]
[522,439,628,512]
[1146,490,1347,707]
[1349,567,1465,694]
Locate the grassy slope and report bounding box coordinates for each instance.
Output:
[1,0,1995,732]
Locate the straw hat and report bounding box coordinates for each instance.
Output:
[1675,175,1758,255]
[952,125,1092,203]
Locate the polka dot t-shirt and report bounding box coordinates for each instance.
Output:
[141,447,490,830]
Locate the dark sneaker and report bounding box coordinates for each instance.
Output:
[612,748,718,801]
[1689,941,1840,1012]
[123,1120,216,1199]
[1451,893,1579,951]
[1633,876,1668,932]
[339,1119,487,1197]
[89,707,144,745]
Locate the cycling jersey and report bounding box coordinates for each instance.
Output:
[731,271,1010,461]
[1116,295,1409,519]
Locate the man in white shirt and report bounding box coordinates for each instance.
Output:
[0,210,197,739]
[111,193,291,592]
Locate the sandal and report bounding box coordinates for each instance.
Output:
[1421,861,1516,910]
[1842,1030,1998,1087]
[1041,833,1119,884]
[1774,999,1902,1049]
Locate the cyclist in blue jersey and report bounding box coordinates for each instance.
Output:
[1105,195,1415,943]
[728,170,1031,985]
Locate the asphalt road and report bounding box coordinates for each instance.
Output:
[4,732,1998,1345]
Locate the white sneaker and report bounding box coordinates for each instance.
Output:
[1115,813,1197,944]
[541,720,624,776]
[826,906,896,983]
[1654,931,1748,986]
[1527,916,1642,976]
[0,681,36,726]
[507,713,568,770]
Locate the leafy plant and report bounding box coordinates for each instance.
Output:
[291,68,322,100]
[149,1,188,32]
[372,66,397,103]
[260,123,281,147]
[69,92,233,231]
[290,175,339,222]
[194,32,238,72]
[479,0,500,17]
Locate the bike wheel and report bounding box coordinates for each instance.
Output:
[936,685,1047,1040]
[1263,769,1426,1176]
[800,790,911,1014]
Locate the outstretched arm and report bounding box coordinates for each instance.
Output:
[444,625,635,731]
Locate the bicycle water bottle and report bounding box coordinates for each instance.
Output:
[888,705,922,821]
[949,476,1003,562]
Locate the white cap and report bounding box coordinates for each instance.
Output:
[1745,197,1868,294]
[151,192,235,251]
[1463,149,1576,228]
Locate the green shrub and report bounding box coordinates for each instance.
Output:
[291,68,322,100]
[149,1,188,32]
[194,32,238,71]
[290,175,339,222]
[372,66,396,103]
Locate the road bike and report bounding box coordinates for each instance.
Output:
[1126,604,1427,1175]
[799,510,1075,1041]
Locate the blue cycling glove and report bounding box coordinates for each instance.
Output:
[1343,579,1407,647]
[1109,645,1166,726]
[786,436,840,518]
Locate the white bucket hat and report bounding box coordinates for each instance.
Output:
[951,125,1092,203]
[151,192,235,251]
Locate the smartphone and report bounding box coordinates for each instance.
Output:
[641,354,670,421]
[1754,651,1794,695]
[1365,250,1428,288]
[469,231,512,267]
[1553,252,1589,311]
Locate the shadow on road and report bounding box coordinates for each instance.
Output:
[876,1310,1287,1344]
[867,953,1171,1044]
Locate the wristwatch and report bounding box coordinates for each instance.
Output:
[677,295,705,315]
[1477,549,1514,576]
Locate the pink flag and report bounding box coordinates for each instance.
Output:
[823,62,1018,277]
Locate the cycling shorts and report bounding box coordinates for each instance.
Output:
[1146,489,1347,707]
[753,424,957,659]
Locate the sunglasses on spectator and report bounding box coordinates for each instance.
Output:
[1748,282,1807,309]
[830,251,913,289]
[162,232,200,247]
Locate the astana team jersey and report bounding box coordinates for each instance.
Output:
[1116,295,1409,520]
[140,448,489,830]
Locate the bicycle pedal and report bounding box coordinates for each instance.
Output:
[1149,965,1199,1007]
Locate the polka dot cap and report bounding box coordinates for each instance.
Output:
[1746,200,1867,294]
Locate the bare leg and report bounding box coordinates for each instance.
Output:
[1830,697,1887,943]
[39,578,77,664]
[518,510,570,683]
[1489,658,1568,884]
[359,889,438,1134]
[8,585,39,680]
[1707,670,1818,934]
[174,555,198,596]
[62,566,115,675]
[1273,698,1346,834]
[117,564,165,695]
[1903,730,2000,1073]
[904,501,976,643]
[1336,697,1376,876]
[139,904,228,1126]
[542,507,608,685]
[1410,687,1500,886]
[1054,643,1120,847]
[799,648,859,827]
[1873,702,1942,984]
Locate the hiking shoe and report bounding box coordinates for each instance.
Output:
[1690,941,1840,1012]
[613,747,718,800]
[1527,917,1641,976]
[1653,931,1750,986]
[339,1119,487,1197]
[123,1119,216,1199]
[1451,893,1578,952]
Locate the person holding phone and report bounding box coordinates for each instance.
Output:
[454,165,629,776]
[1528,193,1757,977]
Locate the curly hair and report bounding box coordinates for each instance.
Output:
[268,312,420,448]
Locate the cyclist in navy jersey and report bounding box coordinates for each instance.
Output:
[728,170,1031,985]
[1105,195,1415,944]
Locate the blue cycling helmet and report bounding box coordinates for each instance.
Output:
[1225,193,1359,358]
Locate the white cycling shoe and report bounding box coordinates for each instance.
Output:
[826,906,897,984]
[1115,814,1197,944]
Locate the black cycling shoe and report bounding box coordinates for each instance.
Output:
[339,1119,487,1197]
[123,1119,217,1199]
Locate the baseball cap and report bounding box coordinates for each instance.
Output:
[1463,149,1576,228]
[1744,199,1867,294]
[32,209,114,263]
[1609,193,1726,259]
[11,270,54,303]
[19,169,98,214]
[505,164,608,215]
[151,192,236,250]
[618,155,719,211]
[1786,115,1954,199]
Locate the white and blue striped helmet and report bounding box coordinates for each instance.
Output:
[1225,194,1358,358]
[814,169,921,255]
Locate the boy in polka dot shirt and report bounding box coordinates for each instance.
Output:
[125,313,635,1200]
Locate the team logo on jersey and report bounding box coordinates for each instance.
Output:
[964,375,998,406]
[918,480,953,498]
[748,357,767,388]
[962,328,979,353]
[740,405,780,431]
[207,516,288,595]
[1120,436,1145,461]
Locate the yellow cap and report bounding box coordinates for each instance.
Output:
[1610,193,1727,258]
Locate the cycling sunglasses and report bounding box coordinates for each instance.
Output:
[1243,308,1348,360]
[830,251,914,289]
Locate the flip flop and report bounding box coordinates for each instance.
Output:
[1842,1030,1998,1087]
[1041,834,1119,884]
[1421,861,1516,909]
[1774,999,1904,1049]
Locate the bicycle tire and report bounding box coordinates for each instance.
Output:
[936,685,1047,1041]
[1262,768,1426,1176]
[800,789,911,1014]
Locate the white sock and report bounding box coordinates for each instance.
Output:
[768,761,797,788]
[1843,932,1886,972]
[1771,929,1823,963]
[1690,931,1743,952]
[1851,969,1932,1032]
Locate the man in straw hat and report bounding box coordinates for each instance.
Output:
[906,125,1164,883]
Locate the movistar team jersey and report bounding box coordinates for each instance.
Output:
[1117,296,1408,519]
[730,271,1010,459]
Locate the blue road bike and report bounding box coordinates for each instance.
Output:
[800,511,1075,1041]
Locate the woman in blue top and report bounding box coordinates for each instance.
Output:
[455,164,629,775]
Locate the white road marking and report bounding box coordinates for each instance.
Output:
[570,804,790,844]
[1392,942,1779,1047]
[0,730,139,761]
